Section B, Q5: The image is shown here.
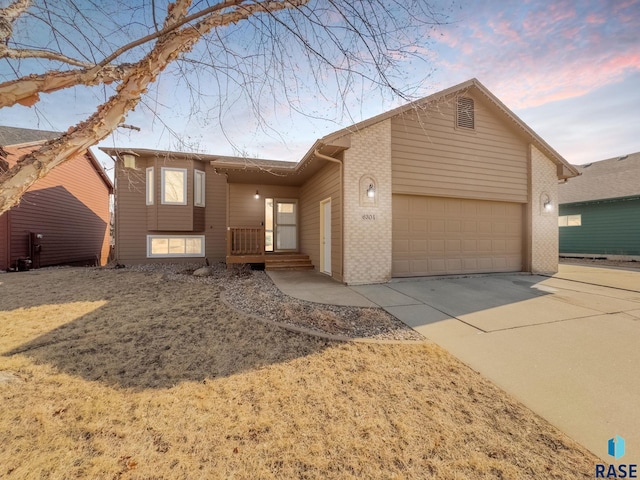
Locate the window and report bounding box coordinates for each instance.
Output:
[161,168,187,205]
[194,170,206,207]
[456,96,475,129]
[147,235,205,257]
[146,167,154,205]
[558,214,581,227]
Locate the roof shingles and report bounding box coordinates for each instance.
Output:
[558,152,640,204]
[0,125,60,146]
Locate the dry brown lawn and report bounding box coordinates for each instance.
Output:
[0,267,598,479]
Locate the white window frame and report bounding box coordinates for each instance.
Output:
[147,235,205,258]
[161,167,188,205]
[146,167,154,205]
[194,169,206,207]
[558,214,582,227]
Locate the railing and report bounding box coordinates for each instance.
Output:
[226,227,265,262]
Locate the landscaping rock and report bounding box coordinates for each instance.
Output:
[193,267,214,277]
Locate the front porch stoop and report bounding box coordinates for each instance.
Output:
[265,254,314,271]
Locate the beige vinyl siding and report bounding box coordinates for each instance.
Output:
[204,169,227,261]
[7,151,110,268]
[299,162,342,281]
[391,92,529,203]
[228,184,300,227]
[115,161,148,263]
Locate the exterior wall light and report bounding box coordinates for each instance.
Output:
[367,184,375,198]
[541,192,553,213]
[254,190,260,199]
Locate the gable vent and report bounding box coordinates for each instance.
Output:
[457,97,475,129]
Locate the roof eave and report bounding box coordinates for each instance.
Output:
[87,149,114,193]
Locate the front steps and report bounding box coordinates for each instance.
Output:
[265,253,314,271]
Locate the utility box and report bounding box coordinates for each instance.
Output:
[29,232,43,269]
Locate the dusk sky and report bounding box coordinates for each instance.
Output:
[1,0,638,171]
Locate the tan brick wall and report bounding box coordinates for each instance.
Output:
[342,119,392,284]
[530,145,559,274]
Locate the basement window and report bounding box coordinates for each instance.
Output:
[456,97,475,129]
[147,235,205,257]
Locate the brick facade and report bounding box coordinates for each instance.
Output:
[529,145,559,274]
[342,120,393,284]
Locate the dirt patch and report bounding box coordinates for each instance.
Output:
[0,266,599,478]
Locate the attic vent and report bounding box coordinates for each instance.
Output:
[618,155,628,161]
[456,97,475,129]
[583,163,592,168]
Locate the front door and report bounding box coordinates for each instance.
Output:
[320,199,331,274]
[273,199,298,252]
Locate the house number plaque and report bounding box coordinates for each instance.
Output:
[361,214,376,221]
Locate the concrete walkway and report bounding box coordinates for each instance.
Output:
[267,265,640,462]
[266,270,377,307]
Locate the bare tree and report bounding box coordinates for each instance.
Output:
[0,0,451,215]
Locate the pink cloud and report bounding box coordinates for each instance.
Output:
[585,12,606,24]
[521,1,577,37]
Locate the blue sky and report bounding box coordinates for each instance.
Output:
[1,0,638,172]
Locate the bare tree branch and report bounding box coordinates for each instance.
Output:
[0,63,134,108]
[0,45,94,67]
[0,0,30,43]
[0,0,310,214]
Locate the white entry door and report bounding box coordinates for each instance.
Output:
[320,199,331,274]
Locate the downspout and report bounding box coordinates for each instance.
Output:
[313,149,344,282]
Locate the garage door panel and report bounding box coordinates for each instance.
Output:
[463,221,477,233]
[429,239,445,254]
[463,239,477,253]
[430,219,445,233]
[411,239,427,253]
[393,194,523,276]
[428,258,446,273]
[478,239,492,252]
[411,218,427,232]
[446,258,463,273]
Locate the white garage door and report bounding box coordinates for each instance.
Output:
[392,195,523,276]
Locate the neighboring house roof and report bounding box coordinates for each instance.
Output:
[0,125,60,145]
[103,78,579,184]
[558,151,640,204]
[0,125,113,193]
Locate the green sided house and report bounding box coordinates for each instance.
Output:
[104,78,578,285]
[558,151,640,260]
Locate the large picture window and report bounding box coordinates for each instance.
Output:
[194,170,206,207]
[161,168,187,205]
[147,235,205,257]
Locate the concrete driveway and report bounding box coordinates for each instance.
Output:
[351,265,640,462]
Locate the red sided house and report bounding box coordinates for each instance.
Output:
[0,126,113,271]
[105,79,578,285]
